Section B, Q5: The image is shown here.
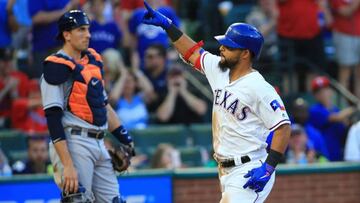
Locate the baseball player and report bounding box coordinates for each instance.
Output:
[142,1,291,202]
[40,10,134,202]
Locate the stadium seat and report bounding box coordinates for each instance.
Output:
[129,125,190,153]
[0,130,28,163]
[8,150,28,163]
[180,146,208,167]
[188,124,213,151]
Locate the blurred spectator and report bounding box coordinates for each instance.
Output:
[143,44,169,97]
[344,121,360,162]
[83,0,117,23]
[0,0,19,48]
[128,0,180,69]
[308,76,357,161]
[330,0,360,98]
[198,0,224,43]
[0,48,29,129]
[150,143,182,169]
[12,0,31,48]
[88,0,123,54]
[0,148,12,177]
[142,45,208,124]
[102,48,127,93]
[11,79,48,135]
[28,0,78,78]
[110,66,154,130]
[291,97,329,159]
[286,124,316,164]
[12,136,51,174]
[12,0,32,75]
[223,0,254,28]
[246,0,278,62]
[111,0,144,66]
[154,63,207,124]
[103,48,154,129]
[118,0,172,50]
[277,0,330,92]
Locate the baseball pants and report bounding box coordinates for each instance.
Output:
[219,156,275,203]
[49,128,120,202]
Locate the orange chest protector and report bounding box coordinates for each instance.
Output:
[44,48,107,126]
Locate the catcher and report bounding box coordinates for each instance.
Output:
[41,10,134,202]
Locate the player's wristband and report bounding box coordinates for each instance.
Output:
[166,24,183,42]
[111,125,132,145]
[265,149,283,168]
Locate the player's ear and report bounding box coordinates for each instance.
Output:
[63,31,71,41]
[240,49,251,60]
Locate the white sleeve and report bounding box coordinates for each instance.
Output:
[40,76,65,110]
[255,87,290,130]
[344,123,360,162]
[200,51,222,89]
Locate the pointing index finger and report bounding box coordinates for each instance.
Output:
[144,1,154,14]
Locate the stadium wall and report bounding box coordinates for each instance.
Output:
[1,162,359,203]
[173,163,360,203]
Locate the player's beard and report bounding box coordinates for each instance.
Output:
[218,57,239,72]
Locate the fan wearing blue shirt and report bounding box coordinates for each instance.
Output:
[308,76,357,161]
[28,0,78,78]
[0,0,18,48]
[291,97,329,159]
[89,0,122,54]
[128,0,180,69]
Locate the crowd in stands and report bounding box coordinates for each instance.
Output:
[0,0,360,176]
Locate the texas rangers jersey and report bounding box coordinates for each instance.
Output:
[40,50,108,131]
[200,52,290,158]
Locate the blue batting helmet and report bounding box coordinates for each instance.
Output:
[215,23,264,59]
[56,10,90,40]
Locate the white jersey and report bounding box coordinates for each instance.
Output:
[40,50,108,131]
[200,52,290,158]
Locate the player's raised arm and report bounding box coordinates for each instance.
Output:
[142,1,202,69]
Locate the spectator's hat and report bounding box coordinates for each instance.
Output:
[311,76,330,93]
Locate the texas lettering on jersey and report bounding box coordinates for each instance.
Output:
[214,89,251,121]
[200,51,291,157]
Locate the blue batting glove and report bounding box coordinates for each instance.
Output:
[243,162,274,193]
[142,0,172,29]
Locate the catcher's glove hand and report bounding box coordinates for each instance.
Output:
[108,143,135,172]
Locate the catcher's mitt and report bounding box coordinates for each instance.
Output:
[108,143,134,172]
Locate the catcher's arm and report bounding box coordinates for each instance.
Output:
[107,104,122,132]
[106,104,135,172]
[106,104,135,152]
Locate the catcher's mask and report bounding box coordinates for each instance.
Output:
[61,184,95,203]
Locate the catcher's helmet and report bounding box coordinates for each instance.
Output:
[56,10,90,41]
[215,23,264,59]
